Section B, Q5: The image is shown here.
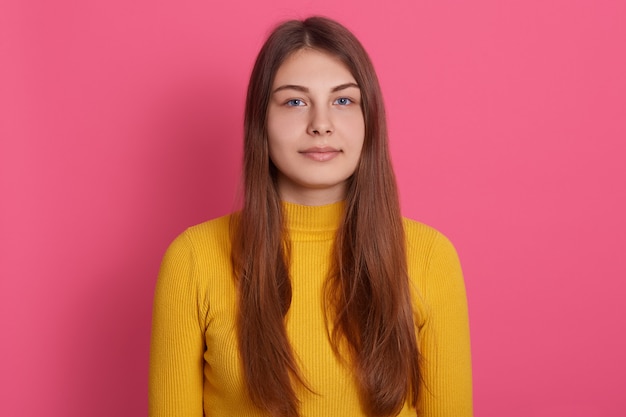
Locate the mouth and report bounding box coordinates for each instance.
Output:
[299,147,342,162]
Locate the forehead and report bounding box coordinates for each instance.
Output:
[272,48,356,87]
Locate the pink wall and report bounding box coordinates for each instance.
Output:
[1,1,625,416]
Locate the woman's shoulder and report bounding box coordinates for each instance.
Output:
[402,217,466,328]
[402,217,457,256]
[184,212,234,240]
[163,213,235,261]
[401,216,462,284]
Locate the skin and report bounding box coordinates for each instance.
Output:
[267,48,365,206]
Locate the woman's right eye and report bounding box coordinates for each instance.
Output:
[285,99,305,107]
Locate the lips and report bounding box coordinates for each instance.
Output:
[299,146,341,162]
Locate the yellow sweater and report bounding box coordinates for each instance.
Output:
[149,202,473,416]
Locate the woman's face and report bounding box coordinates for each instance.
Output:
[266,48,365,205]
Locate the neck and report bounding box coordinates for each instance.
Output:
[277,173,347,206]
[277,181,347,206]
[282,200,344,241]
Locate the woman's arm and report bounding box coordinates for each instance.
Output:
[149,232,205,417]
[417,233,473,416]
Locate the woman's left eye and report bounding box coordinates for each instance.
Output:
[334,97,353,105]
[286,99,305,106]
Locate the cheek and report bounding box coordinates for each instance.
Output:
[266,111,284,157]
[266,126,291,167]
[268,106,303,130]
[347,114,365,150]
[266,109,279,143]
[266,134,283,166]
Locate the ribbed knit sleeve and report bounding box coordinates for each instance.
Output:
[408,225,473,416]
[148,207,472,417]
[149,231,206,417]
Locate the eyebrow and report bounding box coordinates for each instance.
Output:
[272,82,360,94]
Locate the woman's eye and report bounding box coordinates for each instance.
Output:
[286,99,305,106]
[334,97,353,105]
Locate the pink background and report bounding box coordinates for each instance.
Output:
[1,0,625,416]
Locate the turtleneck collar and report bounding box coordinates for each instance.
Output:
[282,200,344,241]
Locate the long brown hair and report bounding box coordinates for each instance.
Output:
[231,16,420,417]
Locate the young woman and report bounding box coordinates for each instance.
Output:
[149,16,472,417]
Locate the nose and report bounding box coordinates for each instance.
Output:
[307,106,334,136]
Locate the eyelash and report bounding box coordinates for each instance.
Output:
[285,99,305,107]
[284,97,354,107]
[334,97,353,105]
